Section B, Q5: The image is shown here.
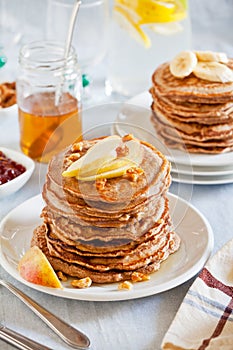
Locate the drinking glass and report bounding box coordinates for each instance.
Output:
[106,0,192,97]
[46,0,109,102]
[0,0,25,79]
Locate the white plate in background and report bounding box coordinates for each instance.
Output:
[115,91,233,168]
[171,172,233,185]
[171,162,233,177]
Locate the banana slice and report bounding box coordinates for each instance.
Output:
[193,62,233,83]
[169,50,198,78]
[195,50,228,64]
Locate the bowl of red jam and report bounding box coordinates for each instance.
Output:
[0,147,35,198]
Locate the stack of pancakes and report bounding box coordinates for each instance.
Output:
[32,136,180,284]
[150,60,233,153]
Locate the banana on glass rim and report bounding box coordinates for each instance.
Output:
[169,50,198,78]
[195,50,228,64]
[193,61,233,83]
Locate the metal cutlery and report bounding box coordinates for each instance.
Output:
[0,324,54,350]
[0,279,90,349]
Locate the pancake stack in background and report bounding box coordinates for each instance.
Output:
[32,134,180,284]
[150,50,233,154]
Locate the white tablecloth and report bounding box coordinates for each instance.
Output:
[1,1,233,349]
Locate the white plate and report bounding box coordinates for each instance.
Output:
[171,171,233,185]
[0,193,213,301]
[115,91,233,168]
[0,147,35,198]
[113,123,233,182]
[171,162,233,177]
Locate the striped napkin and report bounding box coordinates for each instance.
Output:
[162,239,233,350]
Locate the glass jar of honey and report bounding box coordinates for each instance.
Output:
[17,41,82,163]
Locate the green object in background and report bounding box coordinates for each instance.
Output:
[0,54,7,68]
[82,74,90,88]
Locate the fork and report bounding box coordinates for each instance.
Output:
[0,324,54,350]
[0,279,90,349]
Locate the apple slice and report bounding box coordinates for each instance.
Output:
[62,135,123,177]
[78,158,136,177]
[125,139,143,164]
[63,135,144,181]
[77,159,137,181]
[18,246,62,289]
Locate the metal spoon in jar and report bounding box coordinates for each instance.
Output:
[55,0,82,106]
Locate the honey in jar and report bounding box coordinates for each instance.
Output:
[17,41,82,163]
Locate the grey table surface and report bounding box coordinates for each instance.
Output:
[1,1,233,349]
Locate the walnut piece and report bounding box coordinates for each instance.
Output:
[118,281,133,290]
[116,144,129,158]
[122,134,134,142]
[67,152,81,162]
[57,271,68,282]
[0,82,16,108]
[125,167,144,182]
[71,277,92,289]
[131,272,150,282]
[96,178,107,191]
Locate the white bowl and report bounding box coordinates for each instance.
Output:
[0,147,35,198]
[0,103,17,117]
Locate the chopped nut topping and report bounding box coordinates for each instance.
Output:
[125,167,144,182]
[67,152,81,162]
[57,271,68,282]
[71,142,83,152]
[119,213,130,221]
[169,239,175,249]
[122,134,134,142]
[118,281,133,290]
[116,144,129,158]
[131,272,150,282]
[96,178,107,191]
[71,277,92,289]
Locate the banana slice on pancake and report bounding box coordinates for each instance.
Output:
[169,50,198,78]
[195,50,228,64]
[193,61,233,83]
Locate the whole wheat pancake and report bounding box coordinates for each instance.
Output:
[155,126,233,153]
[151,60,233,104]
[151,95,233,125]
[150,54,233,154]
[62,139,170,204]
[152,108,233,141]
[32,222,180,283]
[32,135,180,283]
